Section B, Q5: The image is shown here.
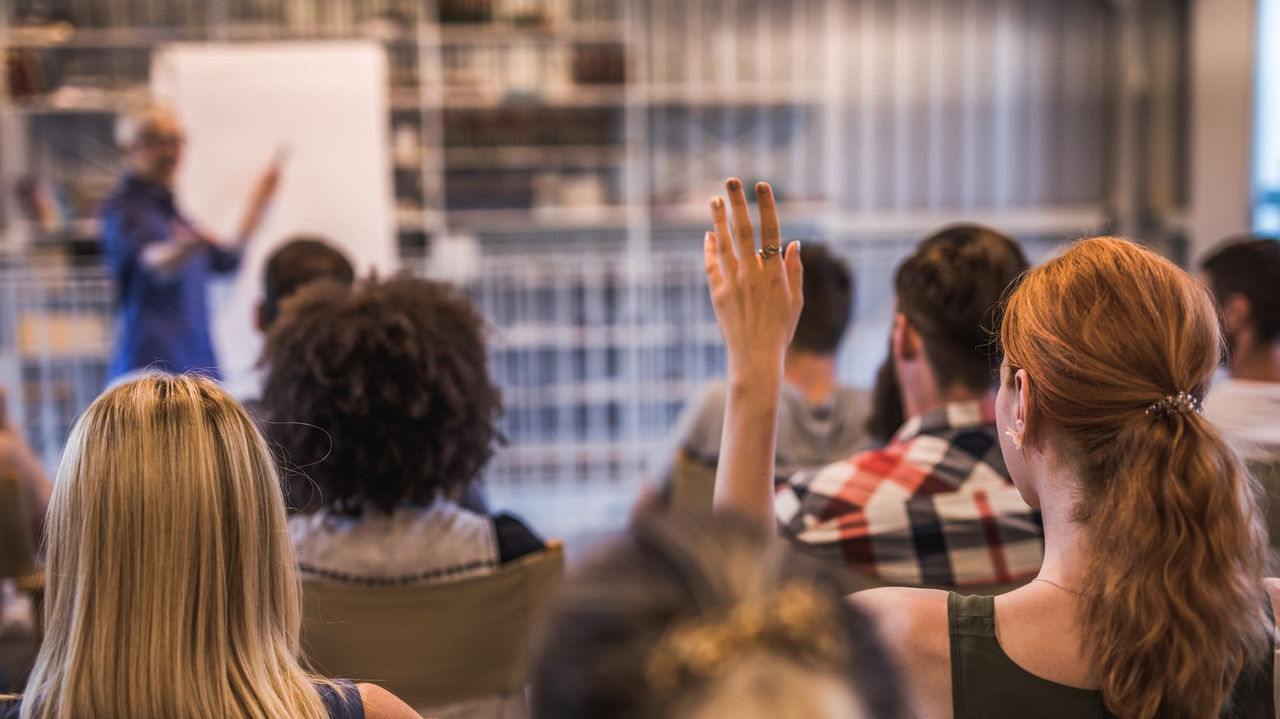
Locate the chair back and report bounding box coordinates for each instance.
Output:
[301,544,564,710]
[669,452,716,514]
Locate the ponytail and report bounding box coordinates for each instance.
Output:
[1078,410,1269,718]
[1001,238,1273,718]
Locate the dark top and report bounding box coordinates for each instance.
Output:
[494,512,544,563]
[99,173,241,381]
[318,679,366,719]
[1,680,364,718]
[948,592,1275,718]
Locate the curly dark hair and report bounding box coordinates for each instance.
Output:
[259,275,502,516]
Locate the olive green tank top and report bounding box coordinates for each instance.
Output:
[948,592,1276,718]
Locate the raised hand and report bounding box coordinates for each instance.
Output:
[705,178,803,382]
[704,178,803,524]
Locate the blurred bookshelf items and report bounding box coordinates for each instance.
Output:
[0,0,1192,547]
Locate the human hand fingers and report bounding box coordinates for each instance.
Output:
[710,196,738,278]
[725,178,756,270]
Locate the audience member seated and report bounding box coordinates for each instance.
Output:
[0,375,417,718]
[258,276,545,718]
[653,243,874,511]
[1201,237,1280,463]
[708,196,1278,718]
[247,235,356,511]
[0,386,51,693]
[530,512,905,719]
[775,224,1043,589]
[257,235,355,334]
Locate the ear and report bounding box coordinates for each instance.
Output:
[1221,293,1251,337]
[254,301,265,333]
[891,313,922,363]
[1013,368,1031,436]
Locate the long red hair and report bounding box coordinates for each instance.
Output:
[1001,237,1270,718]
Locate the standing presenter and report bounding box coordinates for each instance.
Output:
[100,105,281,382]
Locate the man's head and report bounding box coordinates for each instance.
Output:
[258,237,355,332]
[790,243,854,357]
[892,224,1028,410]
[1200,235,1280,365]
[117,106,184,188]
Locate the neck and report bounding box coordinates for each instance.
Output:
[784,351,838,404]
[1229,343,1280,383]
[1032,462,1092,589]
[901,379,988,420]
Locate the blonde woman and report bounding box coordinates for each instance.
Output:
[707,178,1278,718]
[1,375,419,719]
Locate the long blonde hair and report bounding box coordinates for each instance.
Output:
[1001,238,1271,718]
[21,374,330,718]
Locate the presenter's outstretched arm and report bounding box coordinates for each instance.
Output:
[139,159,281,276]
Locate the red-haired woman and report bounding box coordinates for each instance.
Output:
[707,177,1276,718]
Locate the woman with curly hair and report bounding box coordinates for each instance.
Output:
[260,276,544,716]
[260,275,543,583]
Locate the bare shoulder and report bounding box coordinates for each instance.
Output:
[851,587,953,719]
[852,586,950,639]
[356,683,422,719]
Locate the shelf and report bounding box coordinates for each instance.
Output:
[8,87,149,114]
[647,199,829,226]
[436,21,626,45]
[644,83,826,106]
[444,144,625,169]
[443,85,627,109]
[395,207,444,232]
[390,85,628,110]
[4,21,423,48]
[447,205,630,231]
[4,20,625,50]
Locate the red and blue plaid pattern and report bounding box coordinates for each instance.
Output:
[775,400,1044,588]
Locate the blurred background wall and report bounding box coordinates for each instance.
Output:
[0,0,1272,551]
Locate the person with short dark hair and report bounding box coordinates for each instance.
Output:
[258,236,355,332]
[258,275,543,718]
[1201,235,1280,463]
[653,243,873,497]
[776,224,1044,588]
[530,512,905,719]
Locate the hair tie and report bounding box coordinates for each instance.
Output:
[1145,391,1203,419]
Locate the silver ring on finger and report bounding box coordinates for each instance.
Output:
[757,245,782,260]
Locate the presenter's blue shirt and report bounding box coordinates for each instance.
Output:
[99,174,240,381]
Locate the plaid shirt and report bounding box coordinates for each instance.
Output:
[775,400,1044,588]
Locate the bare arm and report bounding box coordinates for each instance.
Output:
[356,683,422,719]
[705,178,803,526]
[852,587,954,719]
[231,162,281,248]
[141,161,281,275]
